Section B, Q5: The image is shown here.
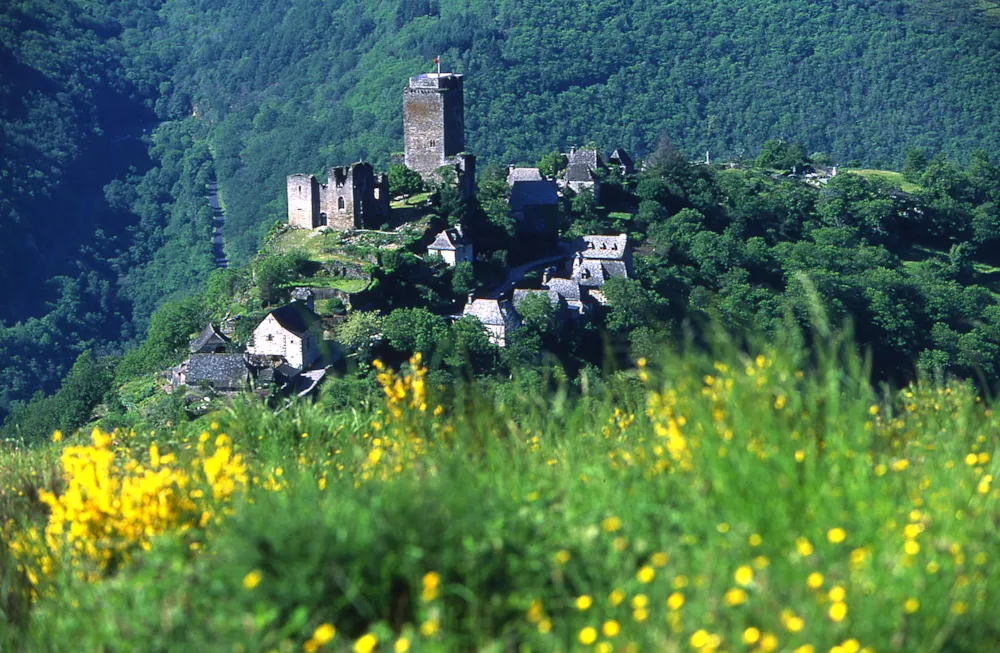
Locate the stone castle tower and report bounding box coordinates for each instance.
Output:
[403,72,475,198]
[286,162,389,231]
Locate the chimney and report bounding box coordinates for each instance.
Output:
[291,287,315,311]
[467,292,475,304]
[542,267,551,284]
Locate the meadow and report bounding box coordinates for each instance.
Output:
[1,331,998,652]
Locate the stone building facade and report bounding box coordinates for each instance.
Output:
[246,303,322,371]
[403,72,476,199]
[427,225,473,266]
[287,163,390,230]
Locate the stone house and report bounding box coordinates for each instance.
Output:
[564,147,605,203]
[182,354,249,391]
[287,162,390,231]
[507,167,560,231]
[462,295,521,347]
[608,149,635,175]
[190,323,229,354]
[569,234,632,305]
[246,302,323,371]
[427,225,473,266]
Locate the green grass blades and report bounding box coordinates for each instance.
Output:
[2,338,998,652]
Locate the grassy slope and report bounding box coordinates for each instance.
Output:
[843,169,923,194]
[2,334,998,651]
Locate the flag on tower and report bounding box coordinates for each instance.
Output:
[434,56,440,76]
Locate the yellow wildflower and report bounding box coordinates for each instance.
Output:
[734,565,753,586]
[603,620,620,637]
[576,595,594,610]
[828,602,847,622]
[723,588,748,606]
[579,627,598,645]
[827,528,846,544]
[353,634,377,653]
[312,624,336,645]
[243,570,262,590]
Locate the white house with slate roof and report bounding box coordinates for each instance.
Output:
[247,302,322,370]
[462,296,521,347]
[426,225,473,266]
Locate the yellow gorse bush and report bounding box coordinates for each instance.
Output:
[11,428,246,581]
[360,355,440,483]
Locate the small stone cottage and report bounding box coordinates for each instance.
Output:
[427,225,473,266]
[246,302,323,371]
[462,296,521,347]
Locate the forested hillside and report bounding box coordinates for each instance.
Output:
[3,0,1000,421]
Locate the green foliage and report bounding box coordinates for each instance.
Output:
[255,251,310,306]
[516,292,558,336]
[476,165,516,237]
[755,139,809,171]
[382,308,449,358]
[903,147,929,183]
[450,261,476,296]
[387,164,424,198]
[1,351,114,445]
[115,296,206,382]
[335,311,385,364]
[4,334,1000,651]
[536,151,566,179]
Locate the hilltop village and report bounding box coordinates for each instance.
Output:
[172,69,650,397]
[167,68,856,406]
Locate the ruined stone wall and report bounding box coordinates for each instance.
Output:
[324,166,357,231]
[374,174,391,222]
[287,174,320,228]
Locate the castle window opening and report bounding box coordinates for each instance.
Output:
[298,185,302,195]
[338,197,345,211]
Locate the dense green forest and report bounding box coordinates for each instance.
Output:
[4,0,1000,424]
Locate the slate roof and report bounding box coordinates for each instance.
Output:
[572,259,628,287]
[608,149,635,174]
[428,225,469,251]
[507,167,544,184]
[510,180,559,211]
[190,323,229,354]
[513,288,561,310]
[542,278,583,303]
[268,302,321,336]
[575,234,629,260]
[187,354,248,389]
[566,148,603,183]
[463,297,520,328]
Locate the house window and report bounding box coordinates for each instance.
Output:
[298,185,302,195]
[338,197,346,211]
[266,334,274,342]
[429,140,437,147]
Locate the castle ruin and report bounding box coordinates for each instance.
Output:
[287,163,390,230]
[403,72,475,199]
